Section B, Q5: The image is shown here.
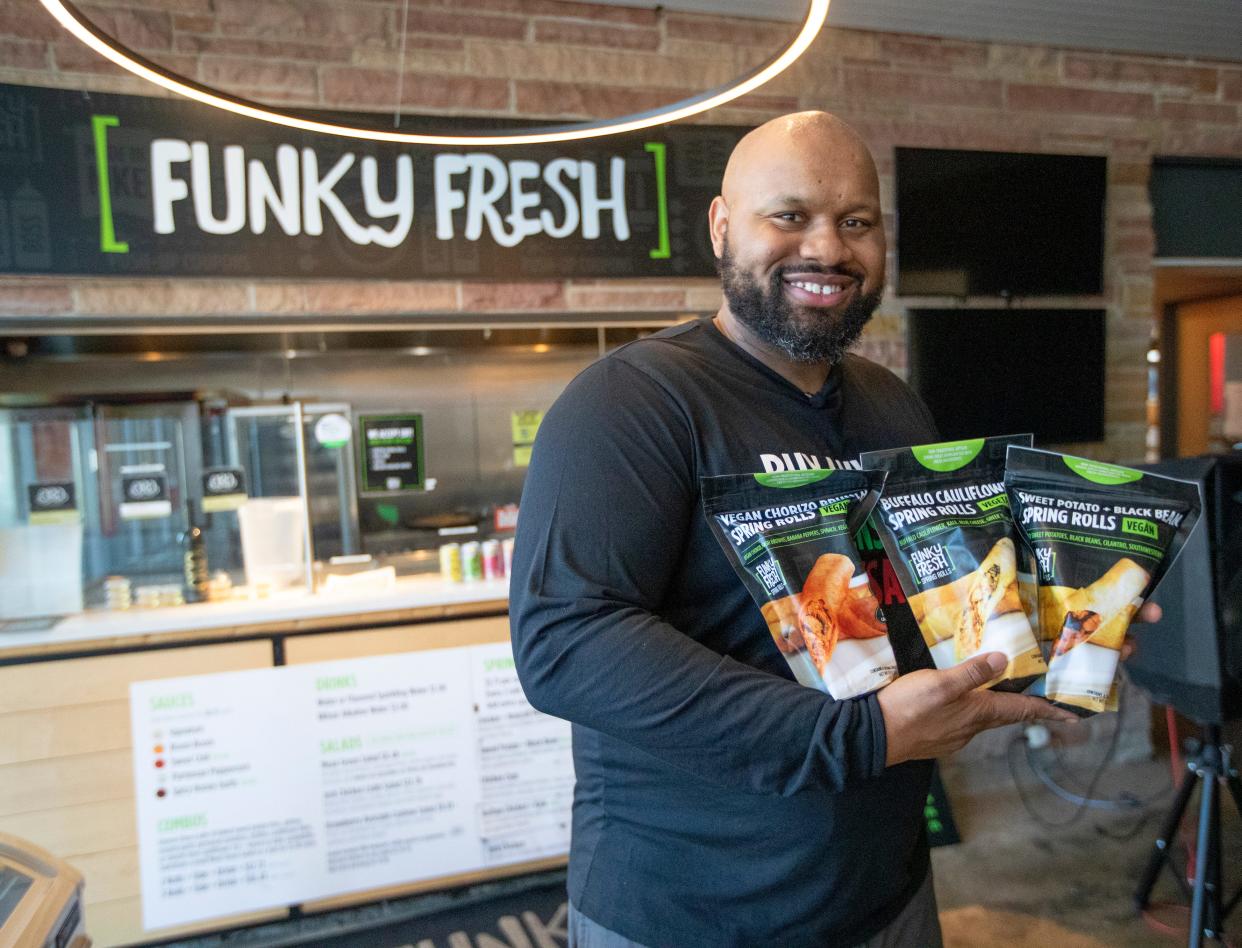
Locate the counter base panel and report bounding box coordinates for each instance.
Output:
[0,613,571,947]
[0,641,276,948]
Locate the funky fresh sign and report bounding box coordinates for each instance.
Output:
[148,143,631,248]
[0,83,740,279]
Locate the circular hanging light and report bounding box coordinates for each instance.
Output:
[40,0,829,146]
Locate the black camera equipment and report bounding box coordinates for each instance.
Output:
[1131,454,1242,947]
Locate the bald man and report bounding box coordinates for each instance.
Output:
[510,113,1074,948]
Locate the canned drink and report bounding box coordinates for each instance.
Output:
[461,541,483,581]
[481,539,503,579]
[439,543,463,582]
[501,537,515,577]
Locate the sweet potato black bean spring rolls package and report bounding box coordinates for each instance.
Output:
[702,468,897,699]
[860,435,1047,690]
[1005,446,1202,715]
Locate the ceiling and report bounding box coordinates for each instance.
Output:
[594,0,1242,63]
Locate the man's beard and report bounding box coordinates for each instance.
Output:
[718,244,882,364]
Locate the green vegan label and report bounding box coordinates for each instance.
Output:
[911,438,984,472]
[753,469,834,489]
[978,494,1010,511]
[818,499,851,516]
[1063,456,1143,485]
[1122,517,1159,540]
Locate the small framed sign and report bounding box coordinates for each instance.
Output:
[202,467,248,513]
[358,414,425,494]
[28,481,79,525]
[120,470,172,520]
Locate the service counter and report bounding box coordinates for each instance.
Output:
[0,582,567,947]
[0,575,511,663]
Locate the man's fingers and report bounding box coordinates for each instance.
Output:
[1136,602,1162,625]
[981,692,1079,726]
[940,652,1008,696]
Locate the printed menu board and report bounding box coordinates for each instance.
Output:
[130,643,572,931]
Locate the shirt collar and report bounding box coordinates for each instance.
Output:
[700,318,842,409]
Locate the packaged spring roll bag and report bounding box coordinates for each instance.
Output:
[1006,446,1202,715]
[702,468,896,699]
[860,435,1047,689]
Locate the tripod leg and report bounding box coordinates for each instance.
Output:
[1207,773,1225,942]
[1136,763,1199,910]
[1221,772,1242,924]
[1189,770,1217,948]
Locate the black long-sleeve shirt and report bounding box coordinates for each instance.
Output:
[510,319,940,948]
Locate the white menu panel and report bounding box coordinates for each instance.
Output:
[130,642,572,931]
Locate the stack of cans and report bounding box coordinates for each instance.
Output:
[439,537,516,583]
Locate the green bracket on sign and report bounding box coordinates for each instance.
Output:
[645,142,671,260]
[91,115,128,254]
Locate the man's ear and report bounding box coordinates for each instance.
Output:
[708,196,728,259]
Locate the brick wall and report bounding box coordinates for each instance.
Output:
[2,0,1241,462]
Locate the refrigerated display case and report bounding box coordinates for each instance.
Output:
[90,400,196,606]
[0,405,89,621]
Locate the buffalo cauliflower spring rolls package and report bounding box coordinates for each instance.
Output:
[703,469,896,699]
[1006,446,1202,715]
[860,435,1046,689]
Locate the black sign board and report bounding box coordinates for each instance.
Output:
[0,82,744,280]
[202,466,248,513]
[122,472,168,503]
[120,470,172,520]
[27,481,77,524]
[28,481,74,512]
[358,414,425,494]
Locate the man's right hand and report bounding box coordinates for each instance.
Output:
[875,652,1079,767]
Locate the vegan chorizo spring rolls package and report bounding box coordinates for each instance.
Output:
[1006,446,1202,715]
[860,435,1047,689]
[703,468,897,699]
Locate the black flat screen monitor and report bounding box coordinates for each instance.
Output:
[907,308,1106,444]
[896,147,1106,297]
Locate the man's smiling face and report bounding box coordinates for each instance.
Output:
[710,115,887,364]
